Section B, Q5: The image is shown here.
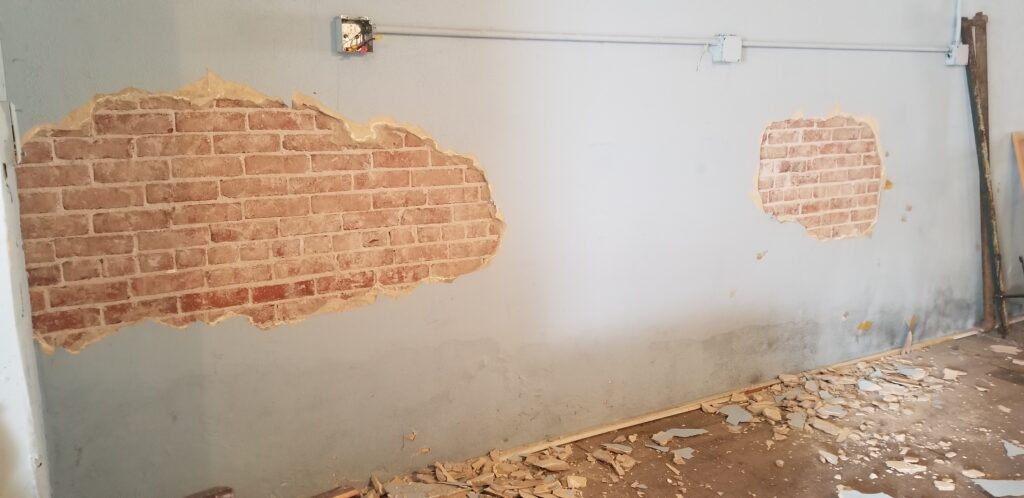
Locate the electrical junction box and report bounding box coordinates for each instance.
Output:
[945,43,969,66]
[334,16,374,54]
[711,35,742,63]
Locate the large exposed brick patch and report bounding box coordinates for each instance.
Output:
[18,74,503,352]
[757,115,883,240]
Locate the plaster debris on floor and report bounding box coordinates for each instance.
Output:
[362,335,1024,498]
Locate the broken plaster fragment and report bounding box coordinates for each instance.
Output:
[565,476,587,489]
[787,411,807,430]
[601,443,633,455]
[836,486,893,498]
[819,450,839,465]
[857,379,882,392]
[942,368,967,381]
[885,460,927,475]
[672,447,695,463]
[989,345,1023,355]
[810,417,841,437]
[718,404,753,425]
[1003,440,1024,458]
[933,479,956,492]
[962,469,986,479]
[973,479,1024,497]
[651,428,708,445]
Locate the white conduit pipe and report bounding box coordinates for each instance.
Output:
[376,25,950,54]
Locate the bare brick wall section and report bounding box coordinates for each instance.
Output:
[17,77,503,352]
[757,116,883,240]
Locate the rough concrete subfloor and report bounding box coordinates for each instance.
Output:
[561,333,1024,497]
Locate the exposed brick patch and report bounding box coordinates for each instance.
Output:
[18,75,504,352]
[757,115,883,240]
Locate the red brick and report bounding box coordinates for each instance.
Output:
[171,156,243,178]
[310,193,372,213]
[361,230,388,248]
[24,241,54,264]
[94,113,173,135]
[175,111,246,132]
[138,252,175,273]
[103,297,178,324]
[464,167,487,184]
[206,265,272,287]
[379,265,429,285]
[33,308,101,333]
[239,242,270,261]
[146,181,219,203]
[29,290,46,311]
[271,239,301,258]
[373,190,427,209]
[172,203,242,225]
[431,258,485,278]
[390,228,416,245]
[220,177,288,198]
[139,96,192,110]
[373,150,429,168]
[288,175,352,194]
[54,138,133,159]
[138,227,209,250]
[302,235,333,254]
[251,280,314,303]
[17,164,92,189]
[18,192,60,214]
[245,155,309,175]
[96,98,139,111]
[136,135,211,156]
[213,134,280,154]
[416,226,441,243]
[102,256,136,277]
[20,141,53,164]
[22,215,89,239]
[93,159,169,183]
[395,244,448,264]
[207,245,240,265]
[427,187,480,205]
[175,248,207,268]
[851,208,877,222]
[49,282,129,307]
[214,98,285,108]
[276,297,331,321]
[331,233,362,252]
[93,209,171,233]
[342,210,401,230]
[282,133,358,151]
[401,207,452,225]
[316,271,374,293]
[353,171,410,190]
[63,186,144,210]
[430,150,473,167]
[130,270,204,296]
[279,215,343,236]
[61,260,101,282]
[210,220,279,242]
[272,256,335,278]
[180,288,249,312]
[243,197,309,218]
[311,153,371,171]
[27,265,61,286]
[248,111,314,130]
[453,203,495,221]
[450,239,498,258]
[337,249,394,271]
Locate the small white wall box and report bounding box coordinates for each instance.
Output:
[711,35,742,63]
[945,43,969,66]
[335,16,374,54]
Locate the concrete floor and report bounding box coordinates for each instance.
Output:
[560,332,1024,497]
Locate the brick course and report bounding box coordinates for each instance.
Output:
[18,80,503,352]
[757,116,883,240]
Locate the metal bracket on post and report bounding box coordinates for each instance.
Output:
[945,43,969,66]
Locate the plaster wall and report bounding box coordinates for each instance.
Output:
[0,1,1021,496]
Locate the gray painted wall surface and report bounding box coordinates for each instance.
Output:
[0,1,1021,496]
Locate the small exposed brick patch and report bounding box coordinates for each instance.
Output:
[18,75,503,352]
[757,115,883,240]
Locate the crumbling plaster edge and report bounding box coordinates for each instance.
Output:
[26,71,507,354]
[751,109,889,242]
